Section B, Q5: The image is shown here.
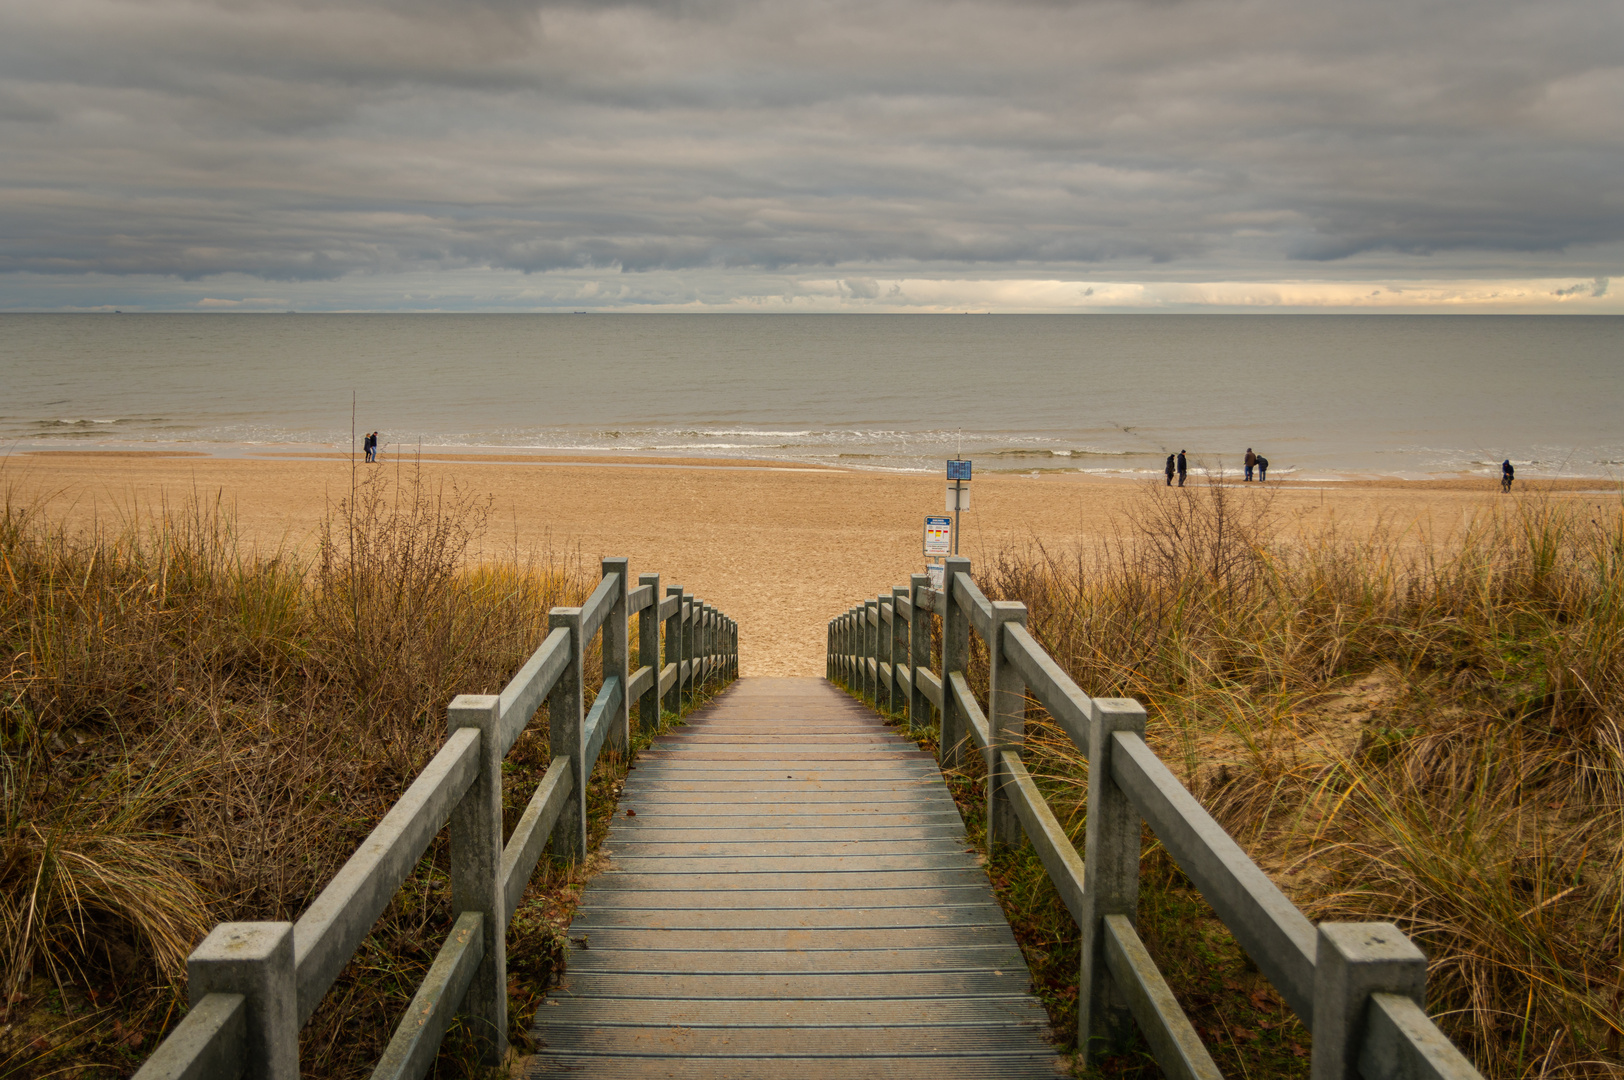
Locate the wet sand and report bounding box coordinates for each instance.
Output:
[5,450,1612,676]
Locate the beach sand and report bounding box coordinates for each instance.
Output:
[5,450,1611,676]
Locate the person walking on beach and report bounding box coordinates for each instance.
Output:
[364,431,378,463]
[1165,454,1176,486]
[1244,447,1256,481]
[1502,459,1514,493]
[1176,450,1188,487]
[1256,455,1269,482]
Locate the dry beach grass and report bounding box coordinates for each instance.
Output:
[947,478,1624,1076]
[1,449,1618,1076]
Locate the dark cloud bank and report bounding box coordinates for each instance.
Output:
[0,0,1620,298]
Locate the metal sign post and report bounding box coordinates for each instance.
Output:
[924,516,952,558]
[946,459,971,555]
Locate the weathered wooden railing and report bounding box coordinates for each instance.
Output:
[827,556,1483,1080]
[136,558,737,1080]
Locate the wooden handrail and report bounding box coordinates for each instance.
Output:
[827,562,1484,1080]
[136,559,739,1080]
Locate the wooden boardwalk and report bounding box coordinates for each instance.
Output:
[527,676,1062,1078]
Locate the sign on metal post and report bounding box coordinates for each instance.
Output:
[945,458,972,555]
[924,516,952,556]
[926,563,945,591]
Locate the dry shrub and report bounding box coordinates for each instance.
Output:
[0,468,594,1076]
[979,477,1624,1077]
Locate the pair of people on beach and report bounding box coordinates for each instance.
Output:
[363,431,379,462]
[1163,451,1188,486]
[1245,448,1269,482]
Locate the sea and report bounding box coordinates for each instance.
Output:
[1,313,1619,481]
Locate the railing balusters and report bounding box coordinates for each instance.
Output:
[186,924,297,1080]
[664,584,683,717]
[825,566,1483,1080]
[137,561,737,1079]
[601,559,631,753]
[985,600,1028,850]
[446,694,507,1063]
[1078,697,1147,1054]
[908,574,930,735]
[1311,923,1427,1080]
[891,586,908,716]
[547,607,587,860]
[938,556,971,767]
[638,573,661,734]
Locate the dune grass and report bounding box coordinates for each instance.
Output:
[950,477,1624,1077]
[0,466,632,1077]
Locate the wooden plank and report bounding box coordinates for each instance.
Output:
[601,854,984,874]
[554,970,1039,999]
[535,1024,1050,1055]
[586,870,993,890]
[611,814,967,830]
[607,826,968,843]
[529,1054,1063,1079]
[535,995,1046,1026]
[616,791,959,805]
[567,926,1020,951]
[570,907,1011,930]
[575,888,998,910]
[566,945,1028,974]
[605,840,973,856]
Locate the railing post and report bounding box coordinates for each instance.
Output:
[638,573,661,734]
[602,558,630,753]
[446,693,507,1064]
[681,595,694,706]
[938,556,971,768]
[878,594,893,714]
[908,574,931,735]
[851,606,860,690]
[693,600,704,691]
[548,606,587,859]
[704,603,716,686]
[863,598,878,704]
[841,610,849,688]
[1311,923,1428,1080]
[986,600,1028,850]
[187,923,297,1080]
[891,586,908,723]
[663,586,683,717]
[1078,697,1147,1056]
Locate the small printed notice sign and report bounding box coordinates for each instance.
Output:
[924,516,952,556]
[927,563,945,591]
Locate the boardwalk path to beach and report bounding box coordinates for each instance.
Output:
[527,676,1062,1078]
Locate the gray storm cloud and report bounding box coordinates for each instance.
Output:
[0,0,1621,295]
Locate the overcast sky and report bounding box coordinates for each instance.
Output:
[2,0,1620,311]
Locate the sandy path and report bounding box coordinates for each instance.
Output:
[5,451,1599,676]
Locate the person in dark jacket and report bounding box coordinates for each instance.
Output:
[1502,459,1514,492]
[1165,454,1175,486]
[1256,455,1269,482]
[1176,450,1188,487]
[1244,447,1256,481]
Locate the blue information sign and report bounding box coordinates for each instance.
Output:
[947,459,972,481]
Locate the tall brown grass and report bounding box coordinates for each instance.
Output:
[976,478,1624,1077]
[0,466,595,1076]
